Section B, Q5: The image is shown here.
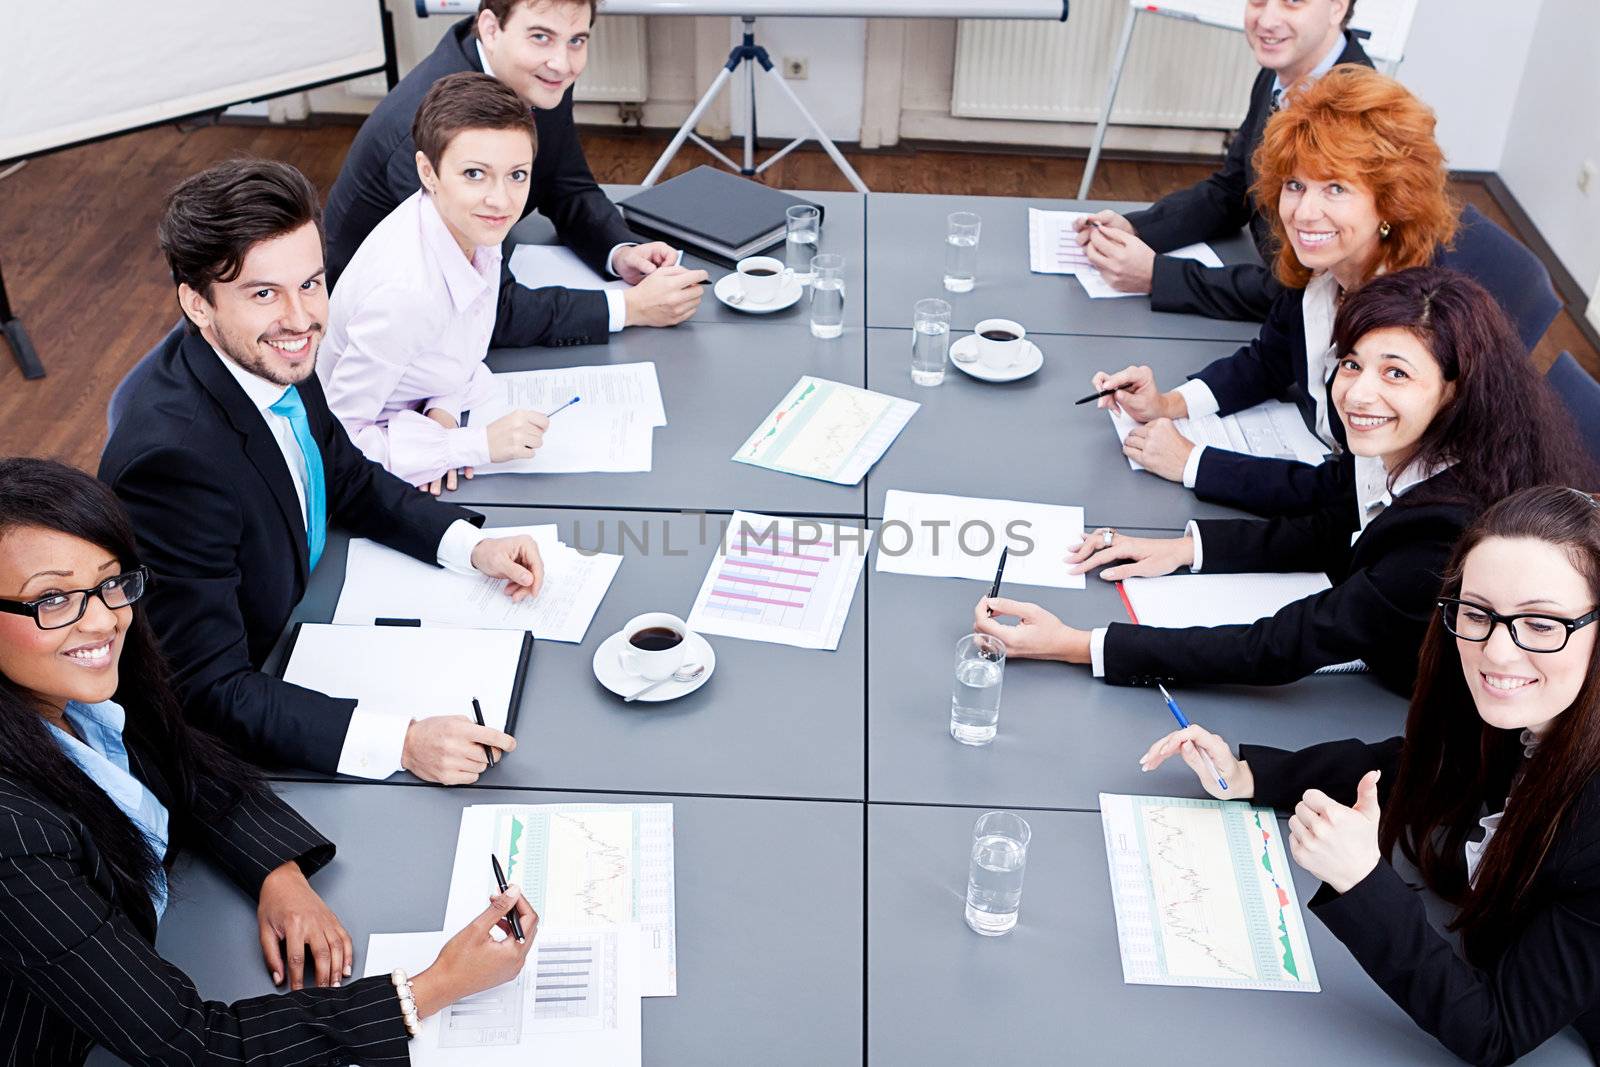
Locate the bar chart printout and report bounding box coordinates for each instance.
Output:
[687,510,869,650]
[1099,793,1320,993]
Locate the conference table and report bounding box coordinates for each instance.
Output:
[100,191,1590,1065]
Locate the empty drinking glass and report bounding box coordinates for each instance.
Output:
[966,811,1030,936]
[785,205,821,282]
[911,298,952,386]
[944,211,981,293]
[809,253,846,339]
[950,632,1005,745]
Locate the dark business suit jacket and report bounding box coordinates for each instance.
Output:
[1102,470,1473,694]
[98,329,482,773]
[324,17,634,348]
[1243,737,1600,1066]
[0,740,410,1066]
[1124,32,1372,323]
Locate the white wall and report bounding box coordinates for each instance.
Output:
[725,17,866,143]
[1498,0,1600,299]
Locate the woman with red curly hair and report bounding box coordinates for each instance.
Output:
[1089,65,1466,516]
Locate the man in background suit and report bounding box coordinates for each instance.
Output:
[100,159,543,785]
[324,0,705,348]
[1074,0,1372,321]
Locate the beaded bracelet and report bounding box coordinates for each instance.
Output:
[390,969,421,1037]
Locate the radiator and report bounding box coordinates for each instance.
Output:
[573,14,648,103]
[952,2,1259,129]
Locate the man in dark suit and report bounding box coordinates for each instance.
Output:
[100,158,544,784]
[324,0,706,348]
[1073,0,1372,322]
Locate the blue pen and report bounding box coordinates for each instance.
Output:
[1158,683,1228,792]
[543,395,580,418]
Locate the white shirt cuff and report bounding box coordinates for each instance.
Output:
[1175,378,1220,419]
[1090,627,1108,678]
[335,705,408,779]
[1185,520,1204,572]
[605,242,636,278]
[1181,443,1207,489]
[437,519,491,576]
[605,288,627,333]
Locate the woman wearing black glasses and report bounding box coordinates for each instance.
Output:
[0,458,536,1065]
[1142,485,1600,1064]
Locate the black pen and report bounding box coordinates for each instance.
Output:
[1074,386,1120,406]
[470,697,497,767]
[985,546,1008,616]
[490,854,526,942]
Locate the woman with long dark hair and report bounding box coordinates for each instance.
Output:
[976,266,1593,695]
[0,458,536,1065]
[1141,485,1600,1064]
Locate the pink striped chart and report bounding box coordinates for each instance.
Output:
[706,530,832,626]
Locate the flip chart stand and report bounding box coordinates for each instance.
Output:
[641,16,869,193]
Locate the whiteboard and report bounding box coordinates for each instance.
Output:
[1137,0,1417,64]
[0,1,386,160]
[595,0,1067,17]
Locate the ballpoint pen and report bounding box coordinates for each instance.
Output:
[1158,683,1229,792]
[985,546,1008,616]
[470,697,496,767]
[489,854,526,943]
[543,395,580,418]
[1074,386,1120,406]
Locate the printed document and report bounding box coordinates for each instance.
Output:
[733,376,918,486]
[1027,208,1223,298]
[877,490,1086,590]
[1107,400,1331,472]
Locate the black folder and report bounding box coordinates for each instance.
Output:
[617,166,825,266]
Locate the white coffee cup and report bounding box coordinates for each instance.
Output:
[973,318,1028,371]
[618,612,690,681]
[736,256,792,304]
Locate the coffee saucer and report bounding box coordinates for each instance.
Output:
[950,335,1044,383]
[714,272,804,314]
[592,629,717,702]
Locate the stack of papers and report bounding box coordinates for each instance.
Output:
[1107,400,1331,472]
[686,510,869,650]
[876,490,1086,590]
[472,363,666,474]
[733,376,918,486]
[1028,208,1224,299]
[333,525,621,643]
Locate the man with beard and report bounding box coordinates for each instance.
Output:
[100,158,543,784]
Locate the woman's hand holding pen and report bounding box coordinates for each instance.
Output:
[487,410,549,464]
[1067,528,1195,580]
[972,597,1090,663]
[1139,725,1254,801]
[1072,209,1136,244]
[1089,365,1184,422]
[410,885,539,1019]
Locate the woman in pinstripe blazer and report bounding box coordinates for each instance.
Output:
[0,458,537,1065]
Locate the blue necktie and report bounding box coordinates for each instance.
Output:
[267,386,327,571]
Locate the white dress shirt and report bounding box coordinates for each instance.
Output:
[319,190,501,485]
[1175,270,1343,489]
[477,37,633,334]
[1464,730,1539,886]
[213,347,490,777]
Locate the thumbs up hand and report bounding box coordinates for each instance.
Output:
[1286,770,1384,894]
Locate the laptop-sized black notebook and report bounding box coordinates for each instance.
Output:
[617,166,824,266]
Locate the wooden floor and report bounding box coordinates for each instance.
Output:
[2,121,1594,473]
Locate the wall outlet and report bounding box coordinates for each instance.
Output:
[782,56,809,80]
[1580,160,1598,196]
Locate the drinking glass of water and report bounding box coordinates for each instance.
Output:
[809,253,846,339]
[911,298,952,386]
[944,211,981,293]
[950,632,1005,745]
[966,810,1030,936]
[785,204,820,282]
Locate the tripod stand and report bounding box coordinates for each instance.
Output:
[640,16,868,193]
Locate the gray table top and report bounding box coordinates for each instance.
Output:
[863,327,1253,527]
[866,558,1413,811]
[91,782,864,1067]
[267,507,868,801]
[866,804,1589,1066]
[446,319,868,517]
[865,193,1263,342]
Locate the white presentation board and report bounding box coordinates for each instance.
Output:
[0,1,387,160]
[568,1,1066,17]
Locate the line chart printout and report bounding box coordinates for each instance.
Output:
[1099,793,1320,993]
[733,376,918,485]
[444,803,678,997]
[687,510,868,650]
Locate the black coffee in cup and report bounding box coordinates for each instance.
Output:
[629,626,684,651]
[979,329,1020,342]
[744,268,778,277]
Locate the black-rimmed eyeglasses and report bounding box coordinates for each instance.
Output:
[1438,596,1600,654]
[0,568,149,631]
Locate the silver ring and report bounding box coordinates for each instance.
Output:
[1102,528,1115,549]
